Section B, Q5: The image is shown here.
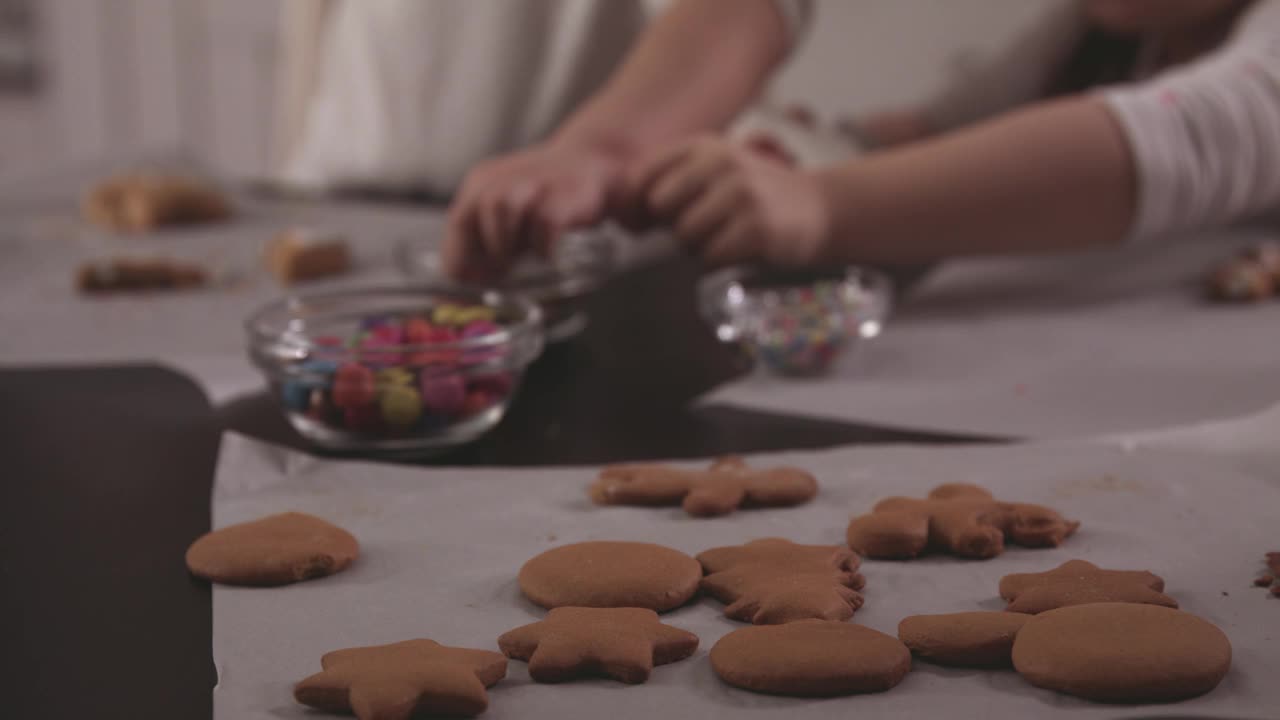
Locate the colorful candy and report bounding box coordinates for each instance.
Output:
[277,302,520,439]
[380,385,423,428]
[331,362,377,408]
[420,372,467,416]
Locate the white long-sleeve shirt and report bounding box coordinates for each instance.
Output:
[1106,0,1280,240]
[921,0,1280,242]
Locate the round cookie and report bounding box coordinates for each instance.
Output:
[898,612,1030,667]
[1012,603,1231,703]
[518,541,701,612]
[185,511,359,586]
[710,620,911,697]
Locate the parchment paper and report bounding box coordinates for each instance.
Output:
[211,432,1279,719]
[702,226,1280,439]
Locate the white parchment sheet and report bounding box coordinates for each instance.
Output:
[703,226,1280,439]
[210,433,1279,719]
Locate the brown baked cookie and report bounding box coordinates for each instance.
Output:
[1207,258,1274,302]
[185,511,358,586]
[999,559,1175,614]
[294,639,506,719]
[1012,603,1231,703]
[1256,552,1280,594]
[266,227,352,285]
[84,173,230,233]
[710,620,911,697]
[518,541,701,612]
[590,456,817,517]
[497,607,698,683]
[846,483,1079,560]
[898,612,1030,667]
[697,538,865,624]
[77,257,208,293]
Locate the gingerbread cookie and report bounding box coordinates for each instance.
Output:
[845,483,1078,559]
[185,512,358,586]
[77,257,207,293]
[266,227,351,285]
[518,541,701,612]
[696,538,865,624]
[1012,603,1231,703]
[294,639,506,719]
[590,456,817,517]
[710,620,911,697]
[1207,259,1274,302]
[999,559,1175,614]
[498,607,698,683]
[84,173,230,233]
[1255,552,1280,595]
[898,612,1030,667]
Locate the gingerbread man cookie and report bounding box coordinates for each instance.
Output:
[845,483,1079,559]
[294,639,507,719]
[999,559,1176,614]
[696,538,865,624]
[185,511,358,586]
[710,620,911,697]
[590,456,818,517]
[498,607,698,683]
[518,541,702,612]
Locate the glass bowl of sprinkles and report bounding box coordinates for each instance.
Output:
[699,266,893,376]
[247,286,544,453]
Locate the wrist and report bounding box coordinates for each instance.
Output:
[806,168,842,265]
[547,126,641,166]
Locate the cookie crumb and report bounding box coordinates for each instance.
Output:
[1254,574,1274,587]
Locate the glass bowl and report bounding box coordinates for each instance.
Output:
[699,266,892,376]
[397,227,617,342]
[247,286,544,453]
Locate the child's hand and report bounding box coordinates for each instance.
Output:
[631,136,830,268]
[444,141,626,282]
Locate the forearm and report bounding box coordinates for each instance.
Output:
[552,0,792,160]
[815,97,1136,264]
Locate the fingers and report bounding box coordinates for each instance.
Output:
[699,215,755,268]
[443,200,495,283]
[674,179,740,249]
[644,142,729,219]
[531,179,604,257]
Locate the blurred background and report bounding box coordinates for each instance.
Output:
[0,0,1057,181]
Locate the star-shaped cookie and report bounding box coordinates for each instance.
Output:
[846,483,1079,559]
[293,639,507,719]
[696,538,866,624]
[590,456,818,517]
[498,607,699,683]
[999,559,1176,613]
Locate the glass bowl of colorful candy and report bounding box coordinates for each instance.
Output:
[699,266,892,376]
[396,227,617,342]
[247,286,544,452]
